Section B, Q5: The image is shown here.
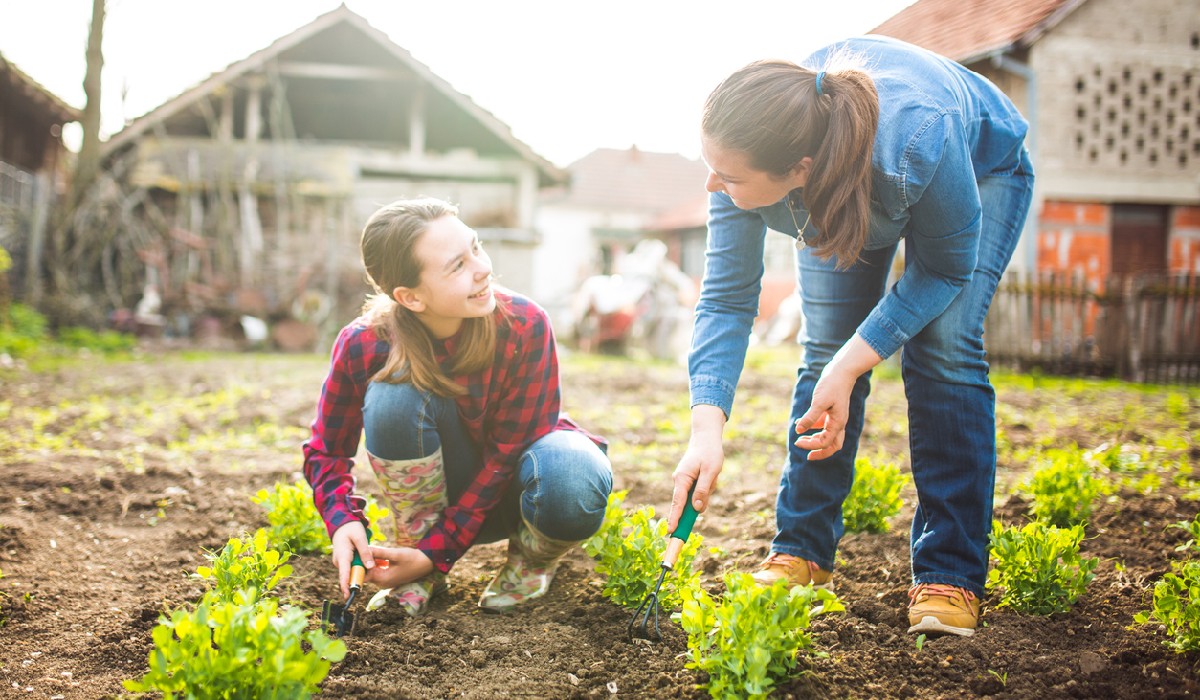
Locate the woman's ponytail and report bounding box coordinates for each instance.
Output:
[802,69,878,268]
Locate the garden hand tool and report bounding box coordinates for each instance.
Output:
[321,527,379,638]
[629,487,700,642]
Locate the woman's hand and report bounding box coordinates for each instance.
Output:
[669,405,727,532]
[794,335,882,461]
[793,365,856,460]
[364,545,435,587]
[330,521,375,598]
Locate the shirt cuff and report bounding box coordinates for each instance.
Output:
[689,375,736,419]
[856,313,908,361]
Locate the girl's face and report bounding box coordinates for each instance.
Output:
[394,214,495,338]
[701,136,810,210]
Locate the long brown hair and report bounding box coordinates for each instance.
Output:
[359,197,502,396]
[702,53,879,268]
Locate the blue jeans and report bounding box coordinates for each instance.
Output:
[361,381,612,544]
[775,155,1034,595]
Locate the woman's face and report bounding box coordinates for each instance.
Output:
[701,136,810,210]
[397,214,496,338]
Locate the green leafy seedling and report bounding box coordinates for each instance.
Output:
[123,588,346,698]
[843,456,908,534]
[987,520,1097,615]
[252,480,331,554]
[1134,560,1200,653]
[583,491,703,612]
[1022,449,1108,527]
[680,571,843,700]
[193,529,293,603]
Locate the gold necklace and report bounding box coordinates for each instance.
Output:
[787,192,811,250]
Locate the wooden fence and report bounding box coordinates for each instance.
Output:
[985,271,1200,384]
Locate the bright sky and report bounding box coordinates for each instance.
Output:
[1,0,916,168]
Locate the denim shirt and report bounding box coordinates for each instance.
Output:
[690,35,1029,417]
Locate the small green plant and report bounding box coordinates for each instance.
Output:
[0,303,48,358]
[1171,513,1200,555]
[987,520,1097,615]
[1022,450,1108,527]
[193,529,293,602]
[842,456,908,534]
[987,670,1008,687]
[252,480,333,554]
[583,491,703,612]
[55,326,136,354]
[252,480,391,554]
[679,571,843,700]
[123,588,346,698]
[914,633,926,651]
[1134,560,1200,653]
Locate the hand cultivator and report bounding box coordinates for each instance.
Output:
[321,528,382,638]
[629,490,700,642]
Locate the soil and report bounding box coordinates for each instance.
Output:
[1,348,1198,699]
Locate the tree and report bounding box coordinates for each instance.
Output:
[41,0,107,326]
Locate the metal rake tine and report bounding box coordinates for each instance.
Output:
[628,594,661,641]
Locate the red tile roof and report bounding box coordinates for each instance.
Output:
[549,147,709,214]
[869,0,1083,62]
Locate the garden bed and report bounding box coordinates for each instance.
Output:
[0,348,1197,698]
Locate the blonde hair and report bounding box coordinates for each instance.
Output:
[702,51,879,268]
[359,197,504,396]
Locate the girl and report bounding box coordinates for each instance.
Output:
[668,36,1034,637]
[303,196,612,615]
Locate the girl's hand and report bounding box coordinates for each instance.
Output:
[365,545,435,587]
[330,521,375,598]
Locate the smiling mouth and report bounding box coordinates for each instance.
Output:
[469,286,491,299]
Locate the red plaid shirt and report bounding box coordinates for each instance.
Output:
[302,291,604,573]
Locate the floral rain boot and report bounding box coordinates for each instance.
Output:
[367,449,449,616]
[478,519,580,612]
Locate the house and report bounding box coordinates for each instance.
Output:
[531,146,708,331]
[648,193,801,340]
[871,0,1200,288]
[0,51,81,300]
[101,5,565,348]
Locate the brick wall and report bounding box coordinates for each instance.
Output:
[1036,200,1111,290]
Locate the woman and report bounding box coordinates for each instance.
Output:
[668,35,1034,637]
[303,196,612,615]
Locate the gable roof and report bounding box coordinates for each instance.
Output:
[102,4,564,184]
[869,0,1085,63]
[545,147,708,214]
[0,51,82,124]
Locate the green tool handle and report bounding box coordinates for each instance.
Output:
[672,487,700,542]
[348,525,373,590]
[662,487,700,570]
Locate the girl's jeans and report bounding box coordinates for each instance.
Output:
[777,153,1034,596]
[361,381,612,544]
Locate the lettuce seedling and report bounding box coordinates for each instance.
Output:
[843,456,908,534]
[252,480,392,554]
[252,480,330,554]
[680,572,843,700]
[124,588,346,698]
[1022,450,1109,527]
[193,529,293,603]
[1134,560,1200,653]
[584,491,703,612]
[987,520,1097,615]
